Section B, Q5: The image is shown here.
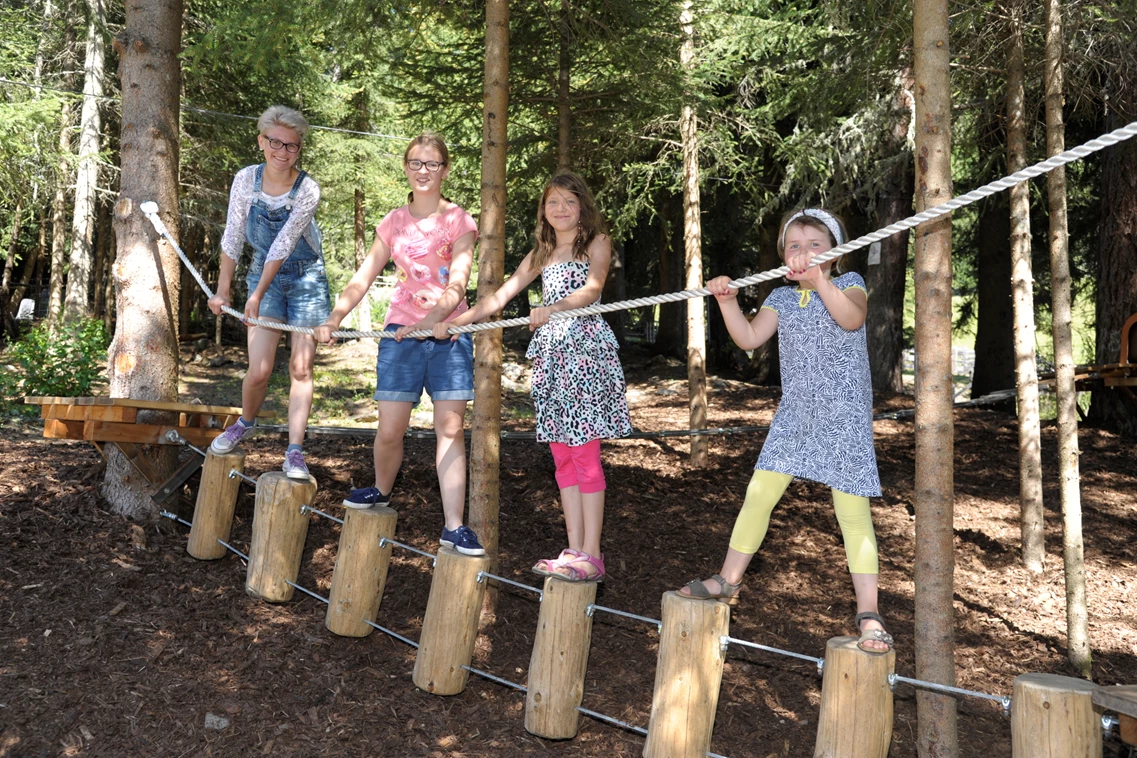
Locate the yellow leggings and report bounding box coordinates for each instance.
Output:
[728,469,879,574]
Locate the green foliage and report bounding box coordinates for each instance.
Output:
[0,320,110,414]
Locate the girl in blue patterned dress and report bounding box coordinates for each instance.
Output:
[678,208,892,653]
[435,172,632,582]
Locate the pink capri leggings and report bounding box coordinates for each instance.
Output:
[549,439,606,494]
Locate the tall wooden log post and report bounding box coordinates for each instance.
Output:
[325,506,397,637]
[814,636,896,757]
[245,472,317,602]
[186,448,245,560]
[1011,673,1101,758]
[643,592,730,758]
[413,547,491,695]
[525,578,598,739]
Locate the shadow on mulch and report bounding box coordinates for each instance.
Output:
[2,380,1136,757]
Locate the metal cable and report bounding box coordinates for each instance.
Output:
[587,604,663,632]
[300,504,344,525]
[362,619,421,649]
[888,673,1011,710]
[721,636,824,666]
[143,118,1137,341]
[477,570,543,597]
[379,536,437,562]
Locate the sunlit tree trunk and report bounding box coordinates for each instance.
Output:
[913,0,959,753]
[866,72,914,394]
[63,0,106,323]
[1006,1,1045,575]
[103,0,183,520]
[1046,0,1091,676]
[469,0,509,577]
[679,1,707,467]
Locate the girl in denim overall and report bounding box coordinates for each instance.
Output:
[208,105,330,480]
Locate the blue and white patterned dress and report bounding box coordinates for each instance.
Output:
[756,271,881,497]
[527,260,633,446]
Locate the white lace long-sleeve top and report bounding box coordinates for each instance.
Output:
[219,165,321,262]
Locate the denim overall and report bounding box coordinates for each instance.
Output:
[244,164,331,327]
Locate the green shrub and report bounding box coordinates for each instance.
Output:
[0,319,109,414]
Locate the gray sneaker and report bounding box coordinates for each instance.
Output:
[282,449,310,480]
[211,420,252,454]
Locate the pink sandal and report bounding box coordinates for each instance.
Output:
[532,548,580,578]
[550,551,606,583]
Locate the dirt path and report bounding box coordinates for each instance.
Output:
[2,343,1135,757]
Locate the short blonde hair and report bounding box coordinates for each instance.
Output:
[257,105,309,140]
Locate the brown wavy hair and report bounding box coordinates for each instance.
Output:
[530,172,606,271]
[776,208,847,274]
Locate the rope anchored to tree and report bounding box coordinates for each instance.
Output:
[142,118,1137,340]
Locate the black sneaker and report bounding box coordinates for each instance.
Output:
[439,525,485,556]
[342,487,391,510]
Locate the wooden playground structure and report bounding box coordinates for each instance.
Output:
[19,313,1137,755]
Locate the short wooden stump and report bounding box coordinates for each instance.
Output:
[245,472,317,603]
[1011,673,1101,758]
[412,547,491,696]
[326,506,398,637]
[525,577,598,739]
[187,448,245,560]
[814,636,895,758]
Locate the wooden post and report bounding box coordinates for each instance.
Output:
[325,506,397,637]
[412,547,491,695]
[1012,673,1101,758]
[525,578,598,739]
[186,448,245,560]
[814,636,895,758]
[245,472,317,603]
[643,591,730,758]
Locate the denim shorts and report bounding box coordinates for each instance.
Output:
[246,258,331,328]
[374,327,475,405]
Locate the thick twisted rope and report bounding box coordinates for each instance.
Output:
[142,119,1137,340]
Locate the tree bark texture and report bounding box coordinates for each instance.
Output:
[556,0,571,170]
[1006,3,1045,575]
[679,1,707,467]
[63,0,107,323]
[1091,78,1137,437]
[103,0,183,520]
[92,200,112,321]
[866,72,914,395]
[1046,0,1091,677]
[353,187,371,332]
[469,0,509,573]
[47,98,73,329]
[912,0,959,754]
[971,190,1014,399]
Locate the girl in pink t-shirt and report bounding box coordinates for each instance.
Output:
[315,133,484,556]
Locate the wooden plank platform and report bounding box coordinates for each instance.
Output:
[1093,684,1137,718]
[25,396,275,418]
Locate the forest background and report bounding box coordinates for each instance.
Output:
[1,0,1136,426]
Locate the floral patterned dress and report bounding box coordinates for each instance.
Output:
[755,271,881,497]
[527,260,633,446]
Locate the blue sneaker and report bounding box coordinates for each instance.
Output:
[440,525,485,556]
[343,487,391,510]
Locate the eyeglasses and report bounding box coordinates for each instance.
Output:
[264,137,301,154]
[405,159,446,172]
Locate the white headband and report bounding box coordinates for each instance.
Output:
[781,209,844,250]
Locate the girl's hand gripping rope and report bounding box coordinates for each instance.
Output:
[529,305,553,331]
[243,293,262,323]
[207,294,230,316]
[313,320,338,346]
[706,276,738,302]
[431,321,459,341]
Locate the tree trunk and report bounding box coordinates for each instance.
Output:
[1007,2,1045,576]
[556,0,571,170]
[10,206,46,313]
[353,187,371,333]
[469,0,509,580]
[913,0,959,754]
[1046,0,1091,677]
[2,200,24,297]
[103,0,183,520]
[63,0,107,323]
[47,99,73,329]
[656,196,685,356]
[971,190,1015,398]
[866,73,914,395]
[1090,86,1137,437]
[679,1,707,468]
[92,200,112,321]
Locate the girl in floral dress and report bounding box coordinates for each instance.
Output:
[435,171,631,581]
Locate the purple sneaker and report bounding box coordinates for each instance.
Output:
[282,449,310,480]
[210,420,252,453]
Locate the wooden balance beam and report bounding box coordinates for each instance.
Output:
[24,396,274,504]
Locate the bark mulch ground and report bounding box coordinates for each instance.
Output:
[2,354,1136,757]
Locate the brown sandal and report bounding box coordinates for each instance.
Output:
[855,612,894,654]
[678,574,742,606]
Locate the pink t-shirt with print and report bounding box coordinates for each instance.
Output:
[377,203,478,328]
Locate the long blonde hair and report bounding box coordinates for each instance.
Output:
[530,172,606,270]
